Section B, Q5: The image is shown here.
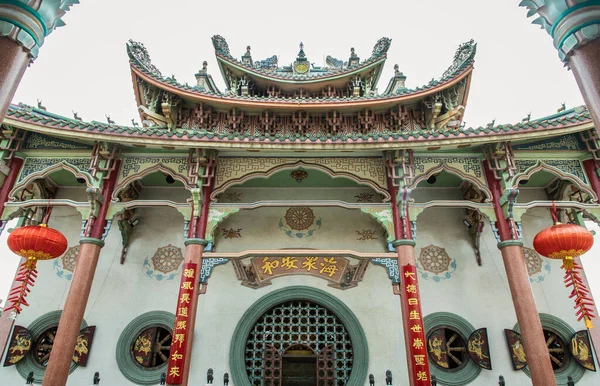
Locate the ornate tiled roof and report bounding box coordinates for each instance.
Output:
[4,103,593,149]
[127,38,477,104]
[212,35,390,81]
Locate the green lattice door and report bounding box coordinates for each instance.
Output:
[245,300,354,386]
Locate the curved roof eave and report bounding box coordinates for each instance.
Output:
[130,64,474,110]
[4,108,593,151]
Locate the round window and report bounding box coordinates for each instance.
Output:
[544,329,569,372]
[130,326,172,369]
[33,327,58,367]
[427,327,469,372]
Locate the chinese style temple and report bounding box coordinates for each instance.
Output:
[2,3,600,386]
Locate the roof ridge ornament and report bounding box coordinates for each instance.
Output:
[212,35,231,57]
[441,39,476,79]
[372,37,392,57]
[126,40,162,78]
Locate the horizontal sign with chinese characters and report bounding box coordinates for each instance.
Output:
[252,256,349,284]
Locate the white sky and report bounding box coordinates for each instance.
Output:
[0,0,597,307]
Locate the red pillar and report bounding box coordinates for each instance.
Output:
[569,40,600,136]
[43,161,120,386]
[388,179,431,386]
[0,38,29,122]
[167,176,213,386]
[484,163,556,386]
[0,157,25,355]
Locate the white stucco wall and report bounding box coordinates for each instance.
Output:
[1,185,599,386]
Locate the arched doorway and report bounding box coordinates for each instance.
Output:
[230,287,368,386]
[245,300,353,386]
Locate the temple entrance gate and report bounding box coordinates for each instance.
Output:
[245,300,354,386]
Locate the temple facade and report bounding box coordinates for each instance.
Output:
[1,33,600,386]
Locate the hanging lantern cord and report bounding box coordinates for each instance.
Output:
[551,201,559,224]
[41,198,53,225]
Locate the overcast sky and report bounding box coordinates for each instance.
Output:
[0,0,596,307]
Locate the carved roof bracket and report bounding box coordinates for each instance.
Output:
[482,142,516,182]
[187,149,217,187]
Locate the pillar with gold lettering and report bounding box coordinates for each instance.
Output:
[167,157,215,386]
[388,173,431,386]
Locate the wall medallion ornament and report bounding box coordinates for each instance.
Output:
[290,169,308,183]
[222,228,242,239]
[279,207,321,238]
[417,245,456,282]
[356,229,378,241]
[522,247,551,283]
[53,246,80,280]
[144,245,183,281]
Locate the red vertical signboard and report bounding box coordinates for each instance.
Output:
[401,265,431,385]
[166,262,198,384]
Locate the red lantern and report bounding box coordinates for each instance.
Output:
[4,225,68,315]
[534,222,595,328]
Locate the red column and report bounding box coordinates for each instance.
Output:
[569,40,600,135]
[43,161,120,386]
[0,157,25,354]
[167,178,213,386]
[389,179,431,386]
[484,163,556,386]
[0,38,29,122]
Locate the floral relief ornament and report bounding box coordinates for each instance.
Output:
[143,245,184,281]
[416,244,457,282]
[53,246,79,280]
[279,207,321,238]
[523,247,551,283]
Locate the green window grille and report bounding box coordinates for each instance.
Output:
[244,300,353,386]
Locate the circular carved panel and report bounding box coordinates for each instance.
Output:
[419,245,451,275]
[284,207,315,231]
[523,247,543,276]
[62,246,79,272]
[151,245,183,274]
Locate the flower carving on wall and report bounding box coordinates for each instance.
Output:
[152,245,184,273]
[53,246,79,280]
[523,246,551,283]
[143,245,184,281]
[280,207,321,238]
[417,245,457,282]
[284,207,315,230]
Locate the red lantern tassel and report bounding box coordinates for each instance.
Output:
[562,259,595,329]
[3,259,37,315]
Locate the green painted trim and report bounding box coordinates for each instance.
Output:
[116,311,175,385]
[423,312,481,386]
[393,239,416,247]
[557,19,600,52]
[551,1,600,37]
[229,286,369,386]
[184,238,208,246]
[0,15,38,46]
[497,240,523,249]
[0,0,47,36]
[15,311,87,384]
[513,313,585,384]
[79,238,105,248]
